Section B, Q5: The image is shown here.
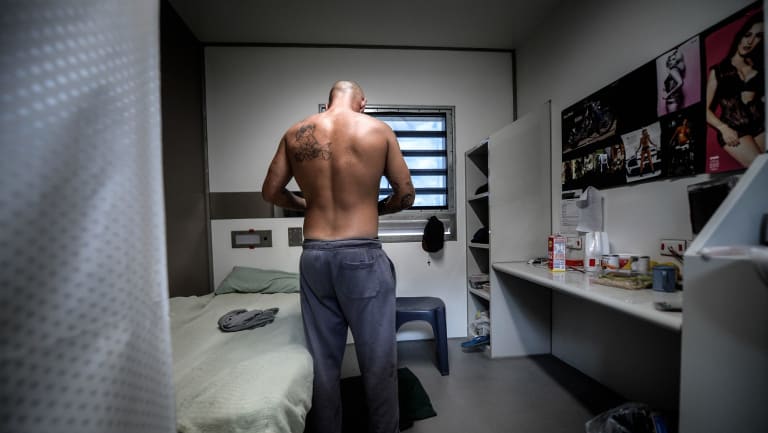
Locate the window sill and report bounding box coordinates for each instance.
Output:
[378,212,456,243]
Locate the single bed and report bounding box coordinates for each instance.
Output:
[170,267,313,433]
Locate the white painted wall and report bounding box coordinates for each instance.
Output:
[516,0,755,257]
[514,0,756,413]
[205,47,515,339]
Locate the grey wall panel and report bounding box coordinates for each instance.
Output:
[209,192,276,219]
[161,0,211,297]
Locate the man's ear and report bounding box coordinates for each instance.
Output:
[359,98,367,113]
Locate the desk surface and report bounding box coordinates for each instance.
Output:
[492,261,683,332]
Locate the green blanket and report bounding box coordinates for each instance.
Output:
[170,293,313,433]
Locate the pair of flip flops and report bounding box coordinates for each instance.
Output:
[460,335,490,348]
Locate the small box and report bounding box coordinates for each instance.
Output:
[548,234,566,272]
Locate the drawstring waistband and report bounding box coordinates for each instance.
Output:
[302,238,382,250]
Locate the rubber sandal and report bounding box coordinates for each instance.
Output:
[460,335,490,348]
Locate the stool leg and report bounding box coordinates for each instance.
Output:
[434,308,449,376]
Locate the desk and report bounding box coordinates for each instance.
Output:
[492,262,682,332]
[489,261,682,412]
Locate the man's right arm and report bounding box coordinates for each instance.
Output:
[262,137,307,211]
[378,127,415,215]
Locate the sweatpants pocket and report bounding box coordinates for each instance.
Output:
[337,250,380,299]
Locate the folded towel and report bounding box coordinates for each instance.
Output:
[218,308,279,332]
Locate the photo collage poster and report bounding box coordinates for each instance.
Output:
[561,1,764,191]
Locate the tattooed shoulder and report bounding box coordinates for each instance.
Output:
[293,123,332,162]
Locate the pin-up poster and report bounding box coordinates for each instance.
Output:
[656,36,702,117]
[560,1,762,190]
[703,3,764,174]
[621,122,663,183]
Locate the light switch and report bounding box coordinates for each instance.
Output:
[288,227,303,247]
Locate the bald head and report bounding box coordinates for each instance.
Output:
[328,80,366,112]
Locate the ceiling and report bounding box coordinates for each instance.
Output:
[167,0,563,51]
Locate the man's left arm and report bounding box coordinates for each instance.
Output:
[378,127,415,215]
[262,137,307,211]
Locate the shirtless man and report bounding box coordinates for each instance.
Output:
[262,80,414,433]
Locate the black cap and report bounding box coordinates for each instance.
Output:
[422,216,445,252]
[471,227,489,244]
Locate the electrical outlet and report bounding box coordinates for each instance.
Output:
[660,239,687,256]
[288,227,303,247]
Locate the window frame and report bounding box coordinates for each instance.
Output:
[366,104,457,243]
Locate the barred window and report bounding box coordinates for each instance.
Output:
[373,112,450,209]
[319,104,456,242]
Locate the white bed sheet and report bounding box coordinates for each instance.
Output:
[170,292,313,433]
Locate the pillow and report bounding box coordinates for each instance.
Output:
[215,266,300,295]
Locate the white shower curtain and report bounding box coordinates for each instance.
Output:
[1,1,176,432]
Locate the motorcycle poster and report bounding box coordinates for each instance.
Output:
[561,84,618,154]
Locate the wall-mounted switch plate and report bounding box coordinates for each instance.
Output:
[231,230,272,248]
[288,227,303,247]
[660,239,687,256]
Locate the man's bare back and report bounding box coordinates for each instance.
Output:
[262,81,414,240]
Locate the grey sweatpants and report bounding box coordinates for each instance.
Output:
[300,238,399,433]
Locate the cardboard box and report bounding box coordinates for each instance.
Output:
[548,234,566,272]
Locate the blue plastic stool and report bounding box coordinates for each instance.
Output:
[395,296,449,376]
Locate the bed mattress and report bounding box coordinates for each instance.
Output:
[170,292,313,433]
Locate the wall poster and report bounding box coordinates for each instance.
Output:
[561,1,763,191]
[703,3,764,173]
[621,122,663,183]
[656,36,702,118]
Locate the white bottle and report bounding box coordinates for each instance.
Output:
[584,231,609,272]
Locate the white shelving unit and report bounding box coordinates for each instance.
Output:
[465,139,490,352]
[464,102,552,357]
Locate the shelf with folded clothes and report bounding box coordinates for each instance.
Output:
[465,139,491,355]
[464,104,552,359]
[467,198,488,228]
[468,273,490,301]
[469,226,489,246]
[468,286,490,301]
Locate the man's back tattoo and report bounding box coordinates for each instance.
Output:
[294,123,331,162]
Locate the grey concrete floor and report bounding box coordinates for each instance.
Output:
[341,338,627,433]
